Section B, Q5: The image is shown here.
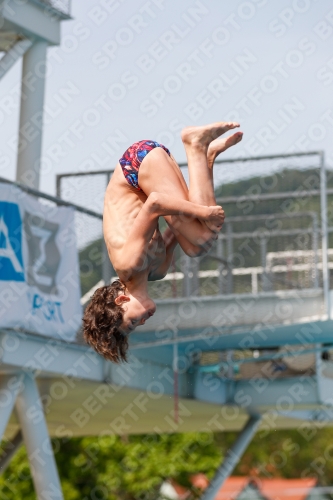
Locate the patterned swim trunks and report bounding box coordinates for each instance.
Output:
[119,140,171,190]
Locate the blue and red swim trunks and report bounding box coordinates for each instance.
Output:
[119,140,171,190]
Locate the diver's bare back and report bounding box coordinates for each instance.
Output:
[103,163,164,277]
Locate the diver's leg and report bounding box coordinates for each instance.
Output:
[138,147,211,254]
[138,123,243,254]
[181,122,241,207]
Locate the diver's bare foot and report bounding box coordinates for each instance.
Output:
[207,131,243,167]
[181,122,240,151]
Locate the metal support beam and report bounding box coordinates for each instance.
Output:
[0,374,23,440]
[201,414,262,500]
[16,40,48,189]
[0,39,33,80]
[0,431,23,474]
[15,373,64,500]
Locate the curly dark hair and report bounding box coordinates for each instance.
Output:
[83,280,129,363]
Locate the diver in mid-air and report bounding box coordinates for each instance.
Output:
[83,122,243,362]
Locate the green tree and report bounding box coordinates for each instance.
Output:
[2,428,333,499]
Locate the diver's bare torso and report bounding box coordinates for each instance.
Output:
[103,163,166,280]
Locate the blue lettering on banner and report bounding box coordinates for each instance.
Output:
[0,202,24,281]
[31,294,64,323]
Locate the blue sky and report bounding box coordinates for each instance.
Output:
[1,0,333,195]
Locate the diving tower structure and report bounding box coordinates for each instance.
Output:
[0,1,74,498]
[0,0,71,189]
[1,148,333,499]
[1,1,333,496]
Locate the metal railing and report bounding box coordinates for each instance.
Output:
[2,156,332,379]
[56,151,330,312]
[3,161,328,314]
[167,211,320,298]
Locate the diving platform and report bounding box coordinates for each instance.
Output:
[1,0,332,496]
[1,284,333,440]
[1,154,333,498]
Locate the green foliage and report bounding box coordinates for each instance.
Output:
[0,433,220,499]
[0,446,34,500]
[56,433,220,499]
[218,427,333,486]
[3,428,333,499]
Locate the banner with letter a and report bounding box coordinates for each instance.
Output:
[0,182,82,341]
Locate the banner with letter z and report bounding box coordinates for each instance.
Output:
[0,182,82,341]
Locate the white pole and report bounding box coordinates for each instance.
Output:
[15,373,64,500]
[16,40,48,189]
[0,431,23,474]
[201,414,262,500]
[0,374,23,440]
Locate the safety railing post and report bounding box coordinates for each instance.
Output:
[312,213,319,288]
[320,152,330,317]
[191,257,200,297]
[217,236,225,294]
[182,254,191,298]
[260,236,272,292]
[226,223,233,294]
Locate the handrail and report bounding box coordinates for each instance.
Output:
[0,176,102,220]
